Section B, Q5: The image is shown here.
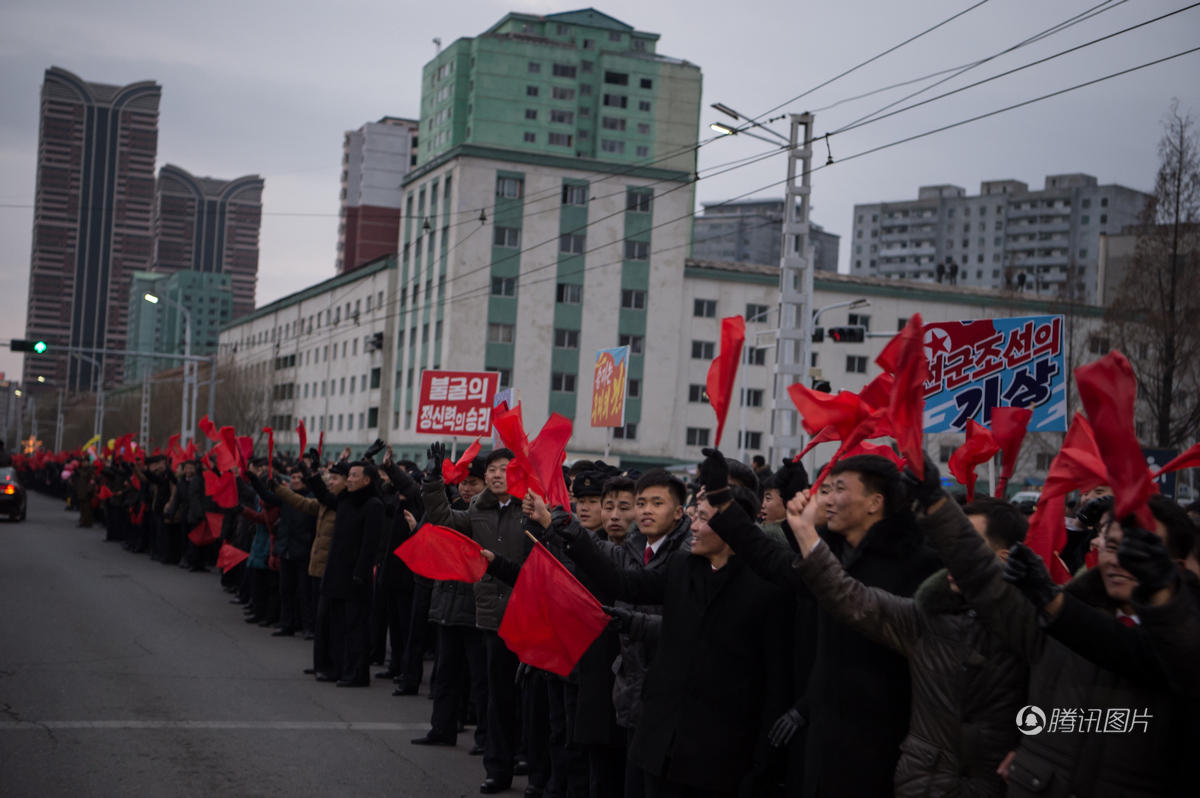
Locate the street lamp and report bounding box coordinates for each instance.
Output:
[813,298,870,326]
[144,292,194,445]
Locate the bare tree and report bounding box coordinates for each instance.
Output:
[1107,101,1200,447]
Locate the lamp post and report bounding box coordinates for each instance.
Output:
[813,297,870,326]
[144,292,194,445]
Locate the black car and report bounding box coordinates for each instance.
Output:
[0,466,27,521]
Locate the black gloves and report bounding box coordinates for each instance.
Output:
[768,707,806,748]
[778,458,810,503]
[1003,543,1061,609]
[601,605,636,634]
[1119,524,1178,603]
[363,438,386,461]
[698,448,731,503]
[424,443,447,478]
[902,451,945,511]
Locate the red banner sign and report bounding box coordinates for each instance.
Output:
[416,370,500,436]
[590,346,629,428]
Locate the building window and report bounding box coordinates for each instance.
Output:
[528,62,541,73]
[620,289,646,309]
[741,388,764,407]
[624,240,649,260]
[638,100,651,112]
[493,226,521,247]
[602,94,628,108]
[492,368,512,388]
[745,303,769,322]
[496,176,524,198]
[551,372,577,392]
[846,355,868,374]
[487,323,515,344]
[688,384,707,402]
[602,116,626,131]
[612,422,638,440]
[548,132,573,147]
[526,85,539,96]
[686,427,711,447]
[693,298,717,318]
[1089,336,1110,355]
[556,283,583,304]
[738,431,763,450]
[744,347,767,366]
[636,122,650,135]
[491,276,518,296]
[562,184,588,206]
[628,378,640,398]
[369,367,381,389]
[552,63,577,78]
[847,313,870,331]
[604,71,629,85]
[618,334,644,354]
[600,139,626,153]
[553,328,580,349]
[523,132,536,143]
[525,108,538,120]
[640,78,652,89]
[559,233,586,254]
[691,340,715,359]
[627,189,652,213]
[550,109,575,125]
[552,86,576,100]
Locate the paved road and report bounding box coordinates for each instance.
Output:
[0,491,510,797]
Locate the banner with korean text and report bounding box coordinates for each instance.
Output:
[416,370,501,436]
[922,315,1066,433]
[590,346,629,428]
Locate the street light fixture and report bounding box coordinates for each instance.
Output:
[813,298,870,325]
[144,292,160,304]
[143,291,194,444]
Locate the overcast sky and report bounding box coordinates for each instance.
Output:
[2,0,1197,381]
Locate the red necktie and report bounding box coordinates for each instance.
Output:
[1117,615,1137,628]
[644,546,652,566]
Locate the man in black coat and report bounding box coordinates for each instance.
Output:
[306,460,383,687]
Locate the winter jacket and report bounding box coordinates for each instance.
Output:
[429,496,483,628]
[793,539,1026,798]
[422,476,527,631]
[308,479,382,601]
[272,481,336,578]
[920,496,1188,798]
[708,504,942,798]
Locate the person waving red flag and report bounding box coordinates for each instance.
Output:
[705,315,746,448]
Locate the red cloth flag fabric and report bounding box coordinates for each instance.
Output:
[130,475,142,490]
[237,436,254,465]
[704,315,746,448]
[263,427,274,479]
[130,503,145,526]
[875,314,927,479]
[990,407,1032,498]
[317,431,325,461]
[203,470,239,509]
[1074,351,1156,529]
[493,405,573,509]
[97,485,113,500]
[948,420,1000,502]
[198,415,219,443]
[394,524,488,582]
[786,385,871,439]
[795,425,840,461]
[209,442,238,475]
[188,512,224,546]
[296,419,308,455]
[217,543,250,572]
[219,426,240,468]
[498,542,611,678]
[184,440,197,462]
[858,372,895,413]
[1151,442,1200,478]
[843,440,907,470]
[443,438,483,485]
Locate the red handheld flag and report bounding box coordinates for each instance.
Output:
[875,314,927,478]
[948,420,1000,502]
[219,426,240,468]
[786,385,871,439]
[394,524,488,582]
[990,406,1032,498]
[493,404,573,509]
[217,543,250,572]
[97,485,114,500]
[497,542,611,678]
[317,431,324,461]
[296,419,308,456]
[1151,442,1200,478]
[237,436,254,466]
[203,470,239,509]
[443,438,483,486]
[704,316,746,448]
[188,512,224,546]
[263,427,275,479]
[198,415,219,443]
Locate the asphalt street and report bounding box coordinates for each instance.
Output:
[0,490,508,797]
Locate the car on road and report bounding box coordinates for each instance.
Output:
[0,466,27,521]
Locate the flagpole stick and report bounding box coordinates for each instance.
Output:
[604,426,611,460]
[988,455,996,498]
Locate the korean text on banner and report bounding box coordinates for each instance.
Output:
[416,370,501,436]
[922,314,1066,433]
[590,346,629,428]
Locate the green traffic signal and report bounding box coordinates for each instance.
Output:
[32,341,47,354]
[9,339,49,353]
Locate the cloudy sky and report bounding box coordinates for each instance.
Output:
[1,0,1197,381]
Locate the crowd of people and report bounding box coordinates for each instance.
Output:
[10,424,1200,798]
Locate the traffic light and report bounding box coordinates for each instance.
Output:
[811,327,824,343]
[10,339,48,354]
[826,326,866,343]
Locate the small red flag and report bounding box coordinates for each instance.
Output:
[203,470,239,509]
[493,405,573,509]
[948,420,1000,502]
[442,438,483,485]
[188,512,224,546]
[198,415,219,443]
[497,542,611,678]
[237,435,254,466]
[219,426,240,467]
[394,524,488,582]
[296,419,308,456]
[1152,442,1200,479]
[1075,351,1155,529]
[263,427,275,479]
[990,406,1032,498]
[130,503,146,526]
[843,440,907,471]
[317,431,324,461]
[786,385,871,439]
[795,425,840,461]
[217,543,250,572]
[858,372,895,413]
[876,314,927,479]
[208,442,238,475]
[705,315,746,448]
[97,485,113,500]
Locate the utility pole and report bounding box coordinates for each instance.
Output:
[770,112,815,462]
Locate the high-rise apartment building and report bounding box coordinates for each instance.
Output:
[385,8,702,460]
[849,174,1148,304]
[153,164,263,319]
[691,198,839,272]
[125,269,233,380]
[24,66,161,391]
[338,117,419,274]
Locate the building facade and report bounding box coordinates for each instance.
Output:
[125,270,233,380]
[23,66,161,392]
[691,198,839,273]
[850,174,1148,304]
[152,164,263,319]
[338,117,419,274]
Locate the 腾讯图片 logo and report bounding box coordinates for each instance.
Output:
[1016,706,1152,735]
[1017,705,1046,735]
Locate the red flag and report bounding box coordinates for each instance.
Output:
[497,542,611,678]
[704,315,746,448]
[443,438,483,485]
[990,406,1032,498]
[296,419,308,455]
[188,512,224,546]
[209,442,238,475]
[203,470,239,509]
[237,436,254,466]
[198,415,219,443]
[219,426,240,468]
[130,503,145,526]
[394,524,488,582]
[858,372,895,412]
[217,543,250,572]
[842,440,907,470]
[263,427,275,479]
[184,440,197,462]
[786,385,870,439]
[949,420,1000,502]
[876,314,927,478]
[1074,351,1155,529]
[130,474,142,490]
[97,485,113,500]
[1152,442,1200,478]
[493,405,573,509]
[317,431,325,460]
[795,425,840,461]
